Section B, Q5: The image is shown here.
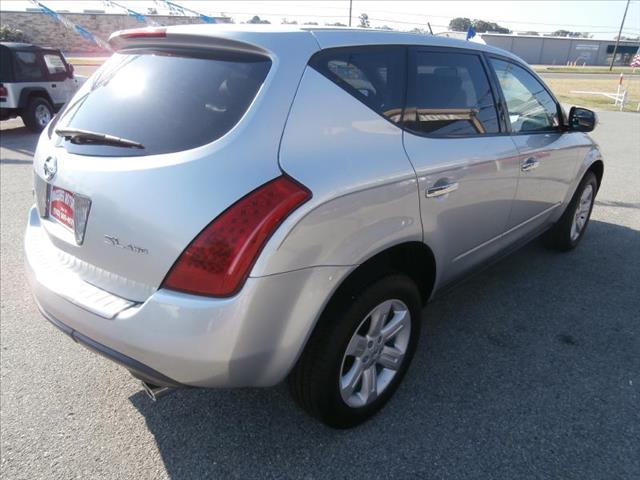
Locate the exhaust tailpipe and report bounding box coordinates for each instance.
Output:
[141,381,173,401]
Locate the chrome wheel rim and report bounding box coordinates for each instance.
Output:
[570,184,594,241]
[339,299,411,408]
[35,104,51,127]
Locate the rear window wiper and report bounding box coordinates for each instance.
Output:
[55,128,144,149]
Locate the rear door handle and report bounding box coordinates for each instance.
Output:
[51,84,57,88]
[521,157,539,172]
[426,182,459,198]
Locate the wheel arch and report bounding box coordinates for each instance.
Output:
[587,159,604,191]
[17,87,53,109]
[329,241,437,308]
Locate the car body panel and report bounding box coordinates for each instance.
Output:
[253,67,422,276]
[403,133,521,288]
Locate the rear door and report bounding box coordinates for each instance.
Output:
[402,48,520,285]
[488,57,579,233]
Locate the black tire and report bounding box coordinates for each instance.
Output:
[544,171,598,251]
[288,274,422,429]
[21,97,53,133]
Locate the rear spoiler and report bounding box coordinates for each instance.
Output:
[108,27,269,56]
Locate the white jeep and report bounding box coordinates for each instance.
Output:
[0,42,85,132]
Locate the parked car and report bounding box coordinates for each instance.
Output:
[24,26,603,428]
[0,42,85,132]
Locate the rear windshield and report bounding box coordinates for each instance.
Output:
[53,50,271,156]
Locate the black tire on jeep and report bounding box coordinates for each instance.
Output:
[21,97,53,133]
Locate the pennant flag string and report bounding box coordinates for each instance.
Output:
[155,0,216,24]
[103,1,158,25]
[29,0,112,50]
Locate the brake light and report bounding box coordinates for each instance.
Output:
[119,27,167,39]
[162,176,311,297]
[0,84,7,97]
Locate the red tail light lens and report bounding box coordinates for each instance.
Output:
[119,27,166,39]
[0,84,7,97]
[162,176,311,297]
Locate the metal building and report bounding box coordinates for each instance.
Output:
[480,33,639,66]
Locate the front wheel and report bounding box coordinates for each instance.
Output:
[544,171,598,251]
[288,274,422,428]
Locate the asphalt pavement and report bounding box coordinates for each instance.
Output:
[1,112,639,479]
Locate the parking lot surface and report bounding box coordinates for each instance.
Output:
[1,112,639,479]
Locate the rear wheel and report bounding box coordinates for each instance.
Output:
[21,97,53,133]
[288,274,421,428]
[544,171,598,251]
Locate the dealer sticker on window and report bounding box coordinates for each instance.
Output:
[50,186,75,231]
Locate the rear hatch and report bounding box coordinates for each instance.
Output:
[32,30,315,302]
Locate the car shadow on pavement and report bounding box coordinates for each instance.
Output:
[0,126,39,162]
[129,219,639,480]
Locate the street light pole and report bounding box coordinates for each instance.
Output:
[349,0,353,27]
[609,0,630,71]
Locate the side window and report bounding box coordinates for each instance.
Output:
[309,46,406,124]
[490,59,560,133]
[14,51,46,82]
[43,53,68,80]
[405,50,500,136]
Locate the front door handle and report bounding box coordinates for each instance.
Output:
[521,157,540,172]
[426,182,459,198]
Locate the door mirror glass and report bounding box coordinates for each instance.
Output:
[568,107,596,132]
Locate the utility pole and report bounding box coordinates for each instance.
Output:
[349,0,353,27]
[609,0,630,71]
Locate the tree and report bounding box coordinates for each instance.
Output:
[615,35,640,41]
[247,15,270,24]
[408,27,428,35]
[326,22,347,27]
[375,25,394,31]
[550,30,591,38]
[521,31,540,36]
[449,17,472,32]
[473,20,510,34]
[303,21,319,25]
[359,13,370,28]
[449,17,510,34]
[281,18,298,25]
[0,25,26,42]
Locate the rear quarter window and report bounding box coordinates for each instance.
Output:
[309,46,407,124]
[54,50,271,157]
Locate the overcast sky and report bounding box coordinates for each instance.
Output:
[2,1,639,40]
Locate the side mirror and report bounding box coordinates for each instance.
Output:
[67,63,75,78]
[568,106,597,132]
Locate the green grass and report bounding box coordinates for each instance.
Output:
[545,77,640,112]
[534,66,639,75]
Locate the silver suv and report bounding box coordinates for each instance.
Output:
[0,43,84,132]
[25,26,603,428]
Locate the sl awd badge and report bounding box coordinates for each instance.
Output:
[104,235,148,255]
[43,156,57,181]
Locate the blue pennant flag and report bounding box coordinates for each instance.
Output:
[466,26,476,40]
[74,25,95,42]
[128,9,147,23]
[200,14,216,24]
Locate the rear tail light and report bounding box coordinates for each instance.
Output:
[0,84,7,97]
[118,27,167,39]
[162,175,311,297]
